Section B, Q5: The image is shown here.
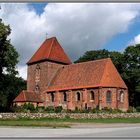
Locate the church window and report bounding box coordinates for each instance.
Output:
[106,90,112,103]
[120,91,124,103]
[63,92,67,102]
[51,93,54,102]
[76,92,81,101]
[90,91,95,100]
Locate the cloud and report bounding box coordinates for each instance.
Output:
[128,34,140,46]
[133,34,140,44]
[0,3,139,79]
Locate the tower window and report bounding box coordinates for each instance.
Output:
[63,92,67,102]
[35,64,40,83]
[76,92,81,101]
[35,85,40,93]
[106,90,112,103]
[90,91,95,100]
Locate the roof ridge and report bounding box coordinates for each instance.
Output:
[46,66,63,89]
[23,90,26,101]
[66,58,111,67]
[99,58,110,86]
[47,37,55,58]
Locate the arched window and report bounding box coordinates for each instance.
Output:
[35,64,40,83]
[120,91,124,103]
[35,85,40,93]
[51,93,54,102]
[63,92,67,102]
[90,91,95,100]
[106,90,112,103]
[76,92,81,101]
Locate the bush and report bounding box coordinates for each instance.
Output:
[36,106,45,113]
[11,106,25,113]
[55,106,63,113]
[127,106,136,113]
[45,106,55,113]
[23,103,35,111]
[136,106,140,112]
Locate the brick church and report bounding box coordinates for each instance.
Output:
[14,37,129,111]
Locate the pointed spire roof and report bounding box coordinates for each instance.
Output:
[27,37,72,65]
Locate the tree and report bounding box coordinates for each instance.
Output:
[0,19,19,77]
[74,49,124,74]
[122,44,140,107]
[0,19,26,111]
[0,75,26,111]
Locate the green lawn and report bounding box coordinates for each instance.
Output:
[0,117,140,128]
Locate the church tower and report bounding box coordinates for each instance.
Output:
[27,37,72,94]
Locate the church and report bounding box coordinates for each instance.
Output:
[14,37,129,111]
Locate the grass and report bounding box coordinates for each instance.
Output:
[0,117,140,128]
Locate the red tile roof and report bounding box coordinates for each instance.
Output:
[27,37,72,65]
[13,90,43,103]
[47,58,127,92]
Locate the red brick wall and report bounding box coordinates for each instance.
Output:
[45,87,128,111]
[27,61,64,93]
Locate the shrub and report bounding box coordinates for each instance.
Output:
[45,106,55,113]
[36,106,45,113]
[92,108,98,113]
[127,106,136,113]
[55,106,63,113]
[136,106,140,112]
[23,103,35,111]
[11,106,25,113]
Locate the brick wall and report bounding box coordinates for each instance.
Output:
[45,87,128,111]
[27,61,64,93]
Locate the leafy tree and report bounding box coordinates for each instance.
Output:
[74,49,110,63]
[0,19,18,77]
[0,75,26,111]
[122,44,140,107]
[75,49,124,74]
[0,19,26,111]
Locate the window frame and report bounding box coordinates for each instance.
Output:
[106,90,112,103]
[120,91,124,103]
[51,93,55,102]
[63,92,67,102]
[35,85,40,94]
[76,91,81,101]
[90,91,95,101]
[35,64,41,83]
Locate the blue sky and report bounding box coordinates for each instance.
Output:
[29,3,47,15]
[104,15,140,52]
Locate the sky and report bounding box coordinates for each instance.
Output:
[0,3,140,80]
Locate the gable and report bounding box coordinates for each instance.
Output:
[100,59,127,89]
